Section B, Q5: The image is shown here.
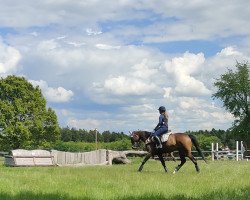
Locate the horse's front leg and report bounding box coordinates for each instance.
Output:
[138,153,151,172]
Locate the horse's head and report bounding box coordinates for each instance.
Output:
[130,131,141,149]
[130,130,151,149]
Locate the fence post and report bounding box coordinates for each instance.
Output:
[95,128,98,150]
[236,141,239,161]
[240,141,244,160]
[216,143,219,160]
[211,143,214,161]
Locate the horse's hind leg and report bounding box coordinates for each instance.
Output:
[187,152,200,172]
[138,153,151,172]
[173,153,186,174]
[170,152,176,162]
[158,153,168,172]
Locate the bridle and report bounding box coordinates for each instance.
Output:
[130,131,140,149]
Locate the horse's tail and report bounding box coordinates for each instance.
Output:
[189,135,207,163]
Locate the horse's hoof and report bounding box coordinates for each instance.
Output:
[164,167,168,173]
[195,165,200,173]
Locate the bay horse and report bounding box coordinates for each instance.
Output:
[130,131,207,173]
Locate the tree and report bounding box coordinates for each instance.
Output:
[0,76,60,150]
[60,127,72,142]
[213,62,250,144]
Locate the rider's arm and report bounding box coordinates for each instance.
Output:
[154,115,163,131]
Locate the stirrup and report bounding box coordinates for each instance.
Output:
[156,143,162,149]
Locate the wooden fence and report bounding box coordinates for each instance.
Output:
[4,149,133,167]
[51,149,108,166]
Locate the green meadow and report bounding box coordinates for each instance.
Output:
[0,157,249,200]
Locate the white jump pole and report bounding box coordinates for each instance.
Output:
[211,143,214,161]
[236,141,239,161]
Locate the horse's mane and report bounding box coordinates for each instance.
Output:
[144,131,152,137]
[136,130,151,138]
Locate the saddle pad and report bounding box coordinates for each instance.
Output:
[161,131,172,142]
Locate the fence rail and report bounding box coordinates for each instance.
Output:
[157,150,250,161]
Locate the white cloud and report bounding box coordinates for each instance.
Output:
[140,1,250,43]
[30,32,38,37]
[210,112,234,123]
[131,59,158,79]
[166,52,205,74]
[86,28,102,36]
[165,52,211,97]
[95,44,120,50]
[67,41,86,47]
[0,1,250,43]
[37,39,58,51]
[0,39,21,75]
[60,109,73,117]
[0,1,144,28]
[170,102,234,132]
[217,46,242,57]
[103,76,157,96]
[163,87,172,99]
[200,46,250,92]
[177,97,206,111]
[30,80,74,103]
[175,76,211,97]
[67,118,101,130]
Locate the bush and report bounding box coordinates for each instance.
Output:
[196,134,221,150]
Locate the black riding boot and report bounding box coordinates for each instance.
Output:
[153,136,162,149]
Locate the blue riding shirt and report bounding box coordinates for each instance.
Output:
[155,114,168,129]
[153,114,168,137]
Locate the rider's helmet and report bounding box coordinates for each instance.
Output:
[158,106,166,113]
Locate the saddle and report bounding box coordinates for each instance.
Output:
[146,130,172,144]
[161,130,172,142]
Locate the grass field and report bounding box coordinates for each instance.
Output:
[0,157,249,200]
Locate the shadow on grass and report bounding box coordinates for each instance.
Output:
[0,186,249,200]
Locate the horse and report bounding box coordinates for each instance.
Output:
[130,130,207,173]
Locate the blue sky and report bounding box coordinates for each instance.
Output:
[1,0,250,133]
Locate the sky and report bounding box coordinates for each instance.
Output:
[1,0,250,133]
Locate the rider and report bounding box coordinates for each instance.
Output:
[152,106,169,149]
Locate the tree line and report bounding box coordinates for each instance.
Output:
[58,127,234,151]
[60,127,129,143]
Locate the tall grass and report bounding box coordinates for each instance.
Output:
[0,158,249,200]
